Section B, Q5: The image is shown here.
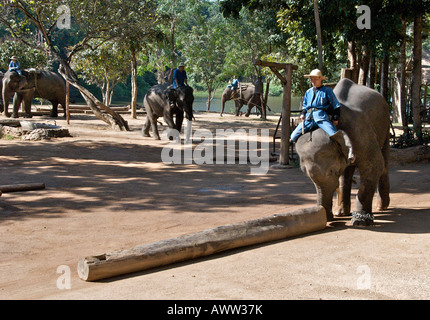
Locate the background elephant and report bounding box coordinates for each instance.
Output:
[220,85,264,118]
[2,69,66,118]
[142,84,194,140]
[295,78,390,226]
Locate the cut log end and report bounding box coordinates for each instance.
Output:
[78,206,326,282]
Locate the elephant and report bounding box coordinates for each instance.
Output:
[220,85,264,118]
[142,84,194,140]
[295,78,390,226]
[1,69,66,118]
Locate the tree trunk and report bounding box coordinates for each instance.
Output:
[78,206,327,281]
[347,41,359,83]
[130,48,138,119]
[380,54,389,102]
[368,55,376,89]
[399,19,408,132]
[313,0,323,72]
[411,12,423,143]
[358,45,370,85]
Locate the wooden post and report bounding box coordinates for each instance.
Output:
[253,60,297,167]
[78,206,326,281]
[279,65,293,165]
[66,82,70,125]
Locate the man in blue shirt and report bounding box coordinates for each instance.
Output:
[290,69,341,142]
[9,56,22,75]
[228,76,239,91]
[290,69,355,162]
[172,62,187,89]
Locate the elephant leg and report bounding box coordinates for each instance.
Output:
[244,106,251,117]
[3,95,10,117]
[175,112,184,133]
[334,165,355,217]
[377,137,390,211]
[142,116,151,137]
[23,96,33,118]
[12,94,23,118]
[150,115,161,140]
[50,101,59,118]
[234,100,242,116]
[352,153,384,226]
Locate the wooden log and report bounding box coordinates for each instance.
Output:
[0,183,45,193]
[78,206,326,281]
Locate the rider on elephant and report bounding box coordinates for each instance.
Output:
[168,62,188,108]
[172,62,188,89]
[228,76,239,91]
[8,56,22,76]
[290,69,355,162]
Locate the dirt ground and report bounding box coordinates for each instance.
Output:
[1,111,430,300]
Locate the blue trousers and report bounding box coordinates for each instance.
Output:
[290,118,337,142]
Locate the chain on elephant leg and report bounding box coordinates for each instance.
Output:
[350,210,374,226]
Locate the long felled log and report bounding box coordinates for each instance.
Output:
[0,183,45,193]
[78,206,326,281]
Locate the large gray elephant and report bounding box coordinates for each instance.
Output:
[1,69,66,118]
[220,85,264,118]
[142,84,194,140]
[295,78,390,226]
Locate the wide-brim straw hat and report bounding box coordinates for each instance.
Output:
[178,62,186,67]
[304,69,328,80]
[10,56,18,60]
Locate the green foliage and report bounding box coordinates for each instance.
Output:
[72,40,130,104]
[0,39,48,71]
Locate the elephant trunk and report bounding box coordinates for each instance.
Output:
[220,95,226,117]
[315,183,337,221]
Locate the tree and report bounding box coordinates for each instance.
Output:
[179,1,227,111]
[313,0,323,71]
[115,1,161,119]
[0,0,157,130]
[411,10,423,143]
[73,40,130,106]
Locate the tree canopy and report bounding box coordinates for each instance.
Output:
[0,0,429,136]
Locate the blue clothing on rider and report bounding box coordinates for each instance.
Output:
[290,70,341,142]
[228,78,239,90]
[9,57,22,75]
[172,63,187,89]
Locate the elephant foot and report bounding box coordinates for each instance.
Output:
[333,207,351,217]
[23,113,33,118]
[350,210,374,226]
[11,113,19,119]
[50,113,59,118]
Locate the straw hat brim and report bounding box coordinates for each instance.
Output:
[304,74,328,80]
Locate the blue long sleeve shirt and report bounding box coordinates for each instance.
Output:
[301,85,341,122]
[9,60,20,71]
[172,68,187,89]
